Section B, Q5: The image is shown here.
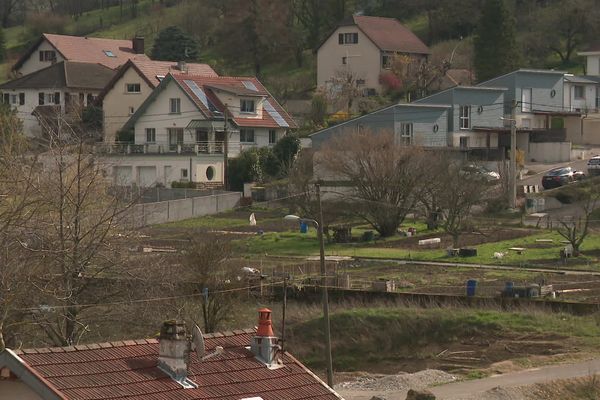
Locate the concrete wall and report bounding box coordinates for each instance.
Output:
[528,142,571,163]
[317,25,382,93]
[585,54,600,76]
[127,191,241,227]
[103,66,154,142]
[564,81,597,112]
[0,380,44,400]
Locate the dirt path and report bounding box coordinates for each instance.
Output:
[337,358,600,400]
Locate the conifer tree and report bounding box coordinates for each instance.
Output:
[473,0,520,82]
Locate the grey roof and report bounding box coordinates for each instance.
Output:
[0,61,116,90]
[564,75,600,84]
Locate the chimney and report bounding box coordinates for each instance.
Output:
[177,60,188,73]
[158,320,190,382]
[132,37,145,54]
[250,308,281,368]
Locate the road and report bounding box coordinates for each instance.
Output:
[337,358,600,400]
[519,159,589,188]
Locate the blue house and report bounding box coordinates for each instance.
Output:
[310,103,450,150]
[414,86,507,157]
[478,69,579,162]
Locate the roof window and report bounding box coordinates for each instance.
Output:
[103,50,116,57]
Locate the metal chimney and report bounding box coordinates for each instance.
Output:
[251,309,282,369]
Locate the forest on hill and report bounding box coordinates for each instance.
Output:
[0,0,596,97]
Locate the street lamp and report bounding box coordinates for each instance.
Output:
[284,211,334,388]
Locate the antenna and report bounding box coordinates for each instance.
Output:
[191,324,205,359]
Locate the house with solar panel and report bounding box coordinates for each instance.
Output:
[98,73,297,187]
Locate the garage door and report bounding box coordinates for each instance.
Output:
[113,166,132,186]
[137,166,157,187]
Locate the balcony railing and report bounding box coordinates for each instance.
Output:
[95,141,227,155]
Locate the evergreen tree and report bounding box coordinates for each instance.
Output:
[0,28,6,63]
[151,26,199,61]
[473,0,520,82]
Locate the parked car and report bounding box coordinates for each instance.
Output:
[460,164,500,183]
[587,155,600,176]
[541,167,585,189]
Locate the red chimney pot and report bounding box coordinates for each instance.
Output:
[256,308,274,337]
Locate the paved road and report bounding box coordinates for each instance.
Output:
[337,358,600,400]
[431,358,600,399]
[519,159,588,188]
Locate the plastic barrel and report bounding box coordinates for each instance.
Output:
[466,279,477,297]
[300,222,308,234]
[505,281,514,292]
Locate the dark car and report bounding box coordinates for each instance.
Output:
[541,167,585,189]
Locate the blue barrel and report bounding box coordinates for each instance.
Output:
[505,282,514,292]
[466,279,477,297]
[300,222,308,233]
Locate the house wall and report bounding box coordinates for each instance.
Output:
[317,26,382,93]
[310,105,448,149]
[210,89,264,120]
[451,131,499,148]
[528,142,571,163]
[580,118,600,145]
[102,154,224,187]
[1,87,100,137]
[103,67,155,142]
[17,40,65,76]
[0,380,44,399]
[564,82,598,112]
[585,54,600,76]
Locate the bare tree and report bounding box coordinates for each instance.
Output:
[556,179,600,256]
[325,69,363,114]
[320,130,426,237]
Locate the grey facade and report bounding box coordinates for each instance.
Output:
[310,103,450,149]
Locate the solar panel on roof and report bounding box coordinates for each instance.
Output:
[184,79,210,108]
[263,100,289,128]
[242,80,259,92]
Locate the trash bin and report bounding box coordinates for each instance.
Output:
[300,222,308,233]
[466,279,477,297]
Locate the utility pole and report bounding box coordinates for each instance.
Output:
[223,104,229,190]
[510,99,517,209]
[315,183,334,388]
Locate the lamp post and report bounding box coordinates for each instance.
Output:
[284,187,334,387]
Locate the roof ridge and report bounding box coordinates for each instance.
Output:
[14,328,256,354]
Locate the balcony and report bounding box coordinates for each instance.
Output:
[95,141,227,156]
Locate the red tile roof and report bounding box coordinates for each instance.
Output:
[14,33,150,71]
[352,15,430,54]
[133,60,218,88]
[172,74,298,129]
[14,330,340,400]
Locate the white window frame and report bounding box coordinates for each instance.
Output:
[574,85,585,100]
[459,105,471,130]
[10,94,17,105]
[169,98,181,114]
[39,50,56,61]
[145,128,156,143]
[268,129,277,144]
[339,32,359,44]
[521,88,532,112]
[240,99,255,113]
[240,129,255,143]
[126,83,141,93]
[399,123,413,145]
[382,54,392,69]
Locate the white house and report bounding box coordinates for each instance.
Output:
[0,61,116,137]
[99,73,297,188]
[317,15,430,95]
[12,33,148,77]
[98,59,218,142]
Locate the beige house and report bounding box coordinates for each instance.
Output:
[317,15,430,95]
[98,59,218,142]
[99,73,297,187]
[12,33,149,77]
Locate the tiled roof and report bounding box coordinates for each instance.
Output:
[352,15,430,54]
[14,33,150,71]
[0,61,115,90]
[132,60,218,88]
[172,74,298,129]
[14,330,340,400]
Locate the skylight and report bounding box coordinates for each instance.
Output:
[103,50,116,57]
[242,81,259,92]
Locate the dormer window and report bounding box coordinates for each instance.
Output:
[103,50,116,57]
[240,99,255,113]
[39,50,56,62]
[338,32,358,44]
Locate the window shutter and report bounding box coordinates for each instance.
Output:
[19,93,24,105]
[39,93,45,105]
[353,33,358,43]
[39,51,44,61]
[54,92,60,105]
[338,33,343,44]
[3,93,9,104]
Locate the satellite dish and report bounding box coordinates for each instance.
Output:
[192,324,205,358]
